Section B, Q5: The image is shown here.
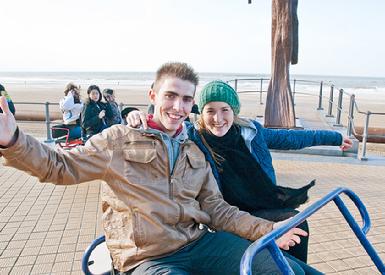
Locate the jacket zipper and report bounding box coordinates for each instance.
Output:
[158,138,190,242]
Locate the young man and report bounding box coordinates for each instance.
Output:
[0,62,317,274]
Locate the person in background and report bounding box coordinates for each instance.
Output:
[126,79,353,264]
[57,83,83,139]
[103,88,122,126]
[0,62,321,275]
[81,85,111,140]
[0,84,15,115]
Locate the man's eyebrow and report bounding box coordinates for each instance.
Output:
[182,95,194,100]
[164,91,193,100]
[164,91,178,95]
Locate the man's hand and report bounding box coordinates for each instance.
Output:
[275,227,307,250]
[273,219,308,250]
[126,110,148,129]
[0,96,17,146]
[340,136,353,151]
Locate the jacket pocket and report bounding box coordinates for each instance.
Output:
[123,149,156,163]
[185,151,206,169]
[132,208,146,247]
[182,151,206,190]
[123,148,159,186]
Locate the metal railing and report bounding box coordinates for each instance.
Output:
[13,101,148,143]
[226,78,385,160]
[11,77,384,159]
[240,187,385,275]
[355,109,385,160]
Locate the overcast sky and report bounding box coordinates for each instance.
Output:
[1,0,385,77]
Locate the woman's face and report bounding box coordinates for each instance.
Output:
[72,88,80,97]
[202,101,234,137]
[89,90,100,102]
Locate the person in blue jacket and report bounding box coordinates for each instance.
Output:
[126,80,353,263]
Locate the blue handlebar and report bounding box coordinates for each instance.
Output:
[240,187,385,275]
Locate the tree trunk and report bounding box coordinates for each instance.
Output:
[264,0,296,128]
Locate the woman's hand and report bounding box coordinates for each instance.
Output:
[99,110,106,119]
[340,136,353,151]
[126,110,148,129]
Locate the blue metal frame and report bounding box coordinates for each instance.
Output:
[240,187,385,275]
[82,188,385,274]
[82,235,110,275]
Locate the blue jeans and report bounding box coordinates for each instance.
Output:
[68,125,82,139]
[119,231,322,275]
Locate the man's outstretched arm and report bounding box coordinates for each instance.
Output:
[0,96,112,185]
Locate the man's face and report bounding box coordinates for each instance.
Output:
[149,77,195,136]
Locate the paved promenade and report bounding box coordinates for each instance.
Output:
[0,105,384,274]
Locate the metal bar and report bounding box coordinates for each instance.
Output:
[240,188,384,274]
[317,81,323,110]
[334,89,344,126]
[259,79,263,105]
[44,102,53,143]
[81,235,109,275]
[347,94,355,137]
[326,85,334,117]
[334,196,384,273]
[234,79,238,92]
[267,244,294,275]
[359,112,371,161]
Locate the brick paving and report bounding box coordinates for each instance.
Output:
[1,104,385,274]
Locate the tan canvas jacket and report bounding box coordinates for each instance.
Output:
[1,125,274,272]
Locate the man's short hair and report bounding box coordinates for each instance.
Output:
[154,62,199,92]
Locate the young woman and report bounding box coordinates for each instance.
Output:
[126,80,352,263]
[58,83,83,139]
[81,85,112,140]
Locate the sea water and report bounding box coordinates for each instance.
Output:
[1,71,384,95]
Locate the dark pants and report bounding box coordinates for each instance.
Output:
[52,124,82,140]
[116,231,321,275]
[251,208,309,263]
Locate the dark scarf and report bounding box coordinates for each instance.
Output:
[201,125,315,212]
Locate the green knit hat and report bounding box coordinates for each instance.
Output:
[198,80,240,115]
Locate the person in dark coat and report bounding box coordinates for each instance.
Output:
[103,88,122,126]
[81,85,112,140]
